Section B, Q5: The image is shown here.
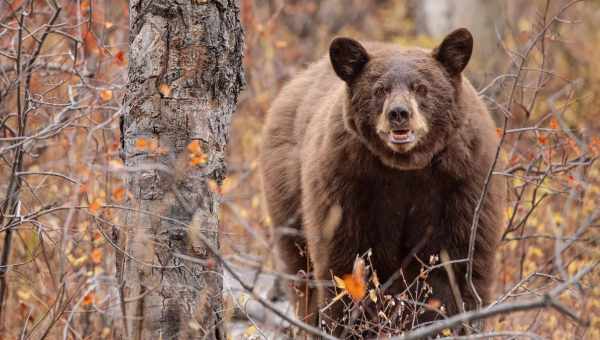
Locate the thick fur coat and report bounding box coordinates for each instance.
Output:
[260,28,505,332]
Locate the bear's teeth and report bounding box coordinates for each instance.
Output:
[389,130,415,144]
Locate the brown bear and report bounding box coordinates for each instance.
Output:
[260,28,504,335]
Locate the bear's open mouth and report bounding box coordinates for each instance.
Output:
[389,129,416,144]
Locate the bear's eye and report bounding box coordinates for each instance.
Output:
[415,84,428,97]
[373,85,388,98]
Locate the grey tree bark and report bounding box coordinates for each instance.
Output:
[116,1,244,339]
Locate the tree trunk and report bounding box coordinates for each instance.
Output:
[116,1,244,339]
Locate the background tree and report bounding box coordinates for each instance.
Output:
[117,1,244,339]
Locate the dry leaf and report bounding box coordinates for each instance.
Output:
[427,298,441,309]
[369,289,377,303]
[109,159,124,170]
[334,275,346,290]
[89,198,103,214]
[187,140,202,154]
[17,289,32,301]
[159,83,172,97]
[341,257,367,301]
[115,50,126,65]
[495,127,503,138]
[190,155,207,166]
[90,248,103,264]
[99,89,113,101]
[135,138,149,150]
[243,325,257,337]
[187,140,207,166]
[83,292,95,306]
[112,187,126,201]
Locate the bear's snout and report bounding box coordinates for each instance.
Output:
[387,105,412,125]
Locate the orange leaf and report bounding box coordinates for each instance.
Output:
[187,140,202,154]
[83,292,95,306]
[190,155,208,166]
[495,127,502,138]
[135,138,149,150]
[187,140,207,166]
[89,198,103,214]
[83,30,99,55]
[549,118,559,130]
[99,90,113,101]
[159,83,172,97]
[427,298,442,309]
[90,248,103,264]
[538,134,548,145]
[112,187,126,201]
[115,51,126,65]
[342,257,366,302]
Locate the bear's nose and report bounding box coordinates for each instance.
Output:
[387,106,411,123]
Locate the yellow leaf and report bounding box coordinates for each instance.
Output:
[529,247,543,258]
[369,289,377,303]
[101,327,111,337]
[442,328,452,336]
[17,289,32,301]
[159,83,172,97]
[238,293,250,306]
[334,275,346,290]
[99,89,113,101]
[68,254,88,267]
[243,325,257,337]
[189,321,201,331]
[109,159,124,169]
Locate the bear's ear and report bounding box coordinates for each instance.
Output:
[330,37,370,83]
[433,28,473,77]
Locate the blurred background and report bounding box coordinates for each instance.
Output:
[1,0,599,338]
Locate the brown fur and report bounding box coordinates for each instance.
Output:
[260,29,504,333]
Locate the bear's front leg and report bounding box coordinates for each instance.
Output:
[311,240,358,337]
[303,207,360,337]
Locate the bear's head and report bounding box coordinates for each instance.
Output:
[329,28,473,170]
